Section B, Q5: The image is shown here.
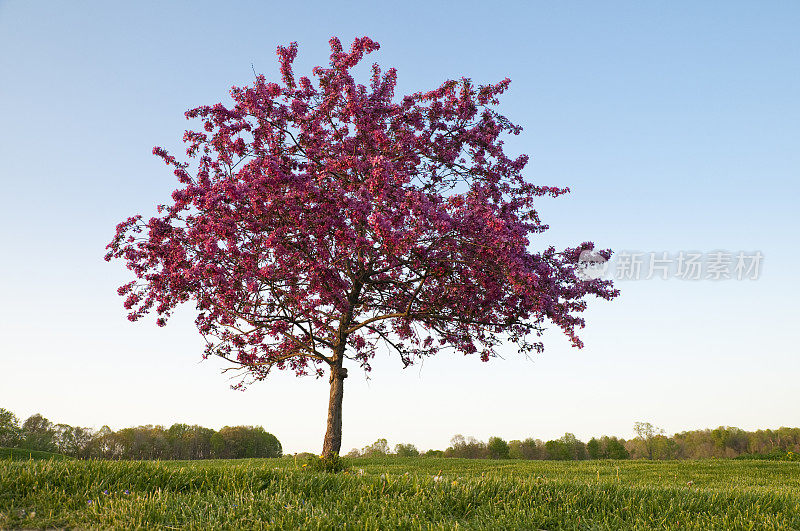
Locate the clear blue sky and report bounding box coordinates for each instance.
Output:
[1,1,798,454]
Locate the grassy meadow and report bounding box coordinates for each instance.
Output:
[2,453,799,529]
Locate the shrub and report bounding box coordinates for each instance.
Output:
[305,453,347,473]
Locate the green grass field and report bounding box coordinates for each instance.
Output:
[2,455,799,529]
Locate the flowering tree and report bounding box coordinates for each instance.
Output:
[106,36,618,457]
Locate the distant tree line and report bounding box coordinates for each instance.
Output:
[0,408,281,460]
[346,422,800,461]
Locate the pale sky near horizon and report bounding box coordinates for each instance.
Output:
[1,1,798,454]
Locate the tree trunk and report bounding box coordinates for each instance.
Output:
[321,361,347,457]
[322,279,361,458]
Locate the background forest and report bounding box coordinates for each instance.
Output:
[3,408,796,462]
